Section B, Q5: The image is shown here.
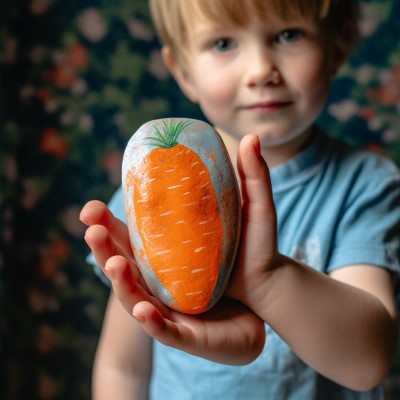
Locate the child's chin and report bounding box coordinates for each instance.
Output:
[260,131,306,148]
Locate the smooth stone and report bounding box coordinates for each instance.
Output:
[122,118,241,314]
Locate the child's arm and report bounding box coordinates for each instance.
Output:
[92,292,152,400]
[231,256,397,390]
[225,134,398,391]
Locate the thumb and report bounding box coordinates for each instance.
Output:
[237,134,276,229]
[226,135,278,308]
[226,134,278,302]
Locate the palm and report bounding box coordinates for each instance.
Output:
[167,298,266,363]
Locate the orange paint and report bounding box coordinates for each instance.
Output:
[132,143,223,313]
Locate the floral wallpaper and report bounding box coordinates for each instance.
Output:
[0,0,399,399]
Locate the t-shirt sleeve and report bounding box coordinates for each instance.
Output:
[328,166,400,275]
[86,187,126,287]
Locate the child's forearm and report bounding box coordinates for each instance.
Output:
[92,365,149,400]
[244,256,398,391]
[92,293,152,400]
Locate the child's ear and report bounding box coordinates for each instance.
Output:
[161,46,199,103]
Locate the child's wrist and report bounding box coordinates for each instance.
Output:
[239,254,293,320]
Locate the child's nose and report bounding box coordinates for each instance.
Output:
[244,47,281,88]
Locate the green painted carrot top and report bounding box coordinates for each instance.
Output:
[144,119,193,149]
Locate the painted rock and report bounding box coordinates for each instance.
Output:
[122,118,241,314]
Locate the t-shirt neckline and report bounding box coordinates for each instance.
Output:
[270,128,332,194]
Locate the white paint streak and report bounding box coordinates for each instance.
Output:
[199,218,214,225]
[155,249,172,256]
[192,268,205,273]
[158,268,173,273]
[183,202,196,207]
[168,184,183,190]
[186,291,203,296]
[160,211,174,217]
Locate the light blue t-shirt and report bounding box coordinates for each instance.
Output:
[89,129,400,399]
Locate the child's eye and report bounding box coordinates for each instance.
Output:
[212,38,237,52]
[277,29,305,44]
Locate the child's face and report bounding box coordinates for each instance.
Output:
[167,11,337,148]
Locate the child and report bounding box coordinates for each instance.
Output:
[80,0,400,398]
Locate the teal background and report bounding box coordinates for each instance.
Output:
[1,1,399,398]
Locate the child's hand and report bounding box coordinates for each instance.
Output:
[80,200,265,365]
[80,200,150,293]
[225,134,282,314]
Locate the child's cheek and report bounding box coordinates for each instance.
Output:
[198,75,235,108]
[295,61,332,105]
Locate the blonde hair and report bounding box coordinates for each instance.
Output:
[149,0,359,69]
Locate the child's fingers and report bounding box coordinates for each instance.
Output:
[80,200,133,261]
[80,200,113,227]
[84,224,121,270]
[237,134,277,251]
[106,255,166,315]
[228,135,278,301]
[106,255,142,310]
[132,301,195,350]
[238,134,275,217]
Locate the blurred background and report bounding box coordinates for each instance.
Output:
[1,0,399,399]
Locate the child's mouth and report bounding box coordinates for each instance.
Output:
[243,100,293,114]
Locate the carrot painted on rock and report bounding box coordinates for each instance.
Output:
[122,118,241,314]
